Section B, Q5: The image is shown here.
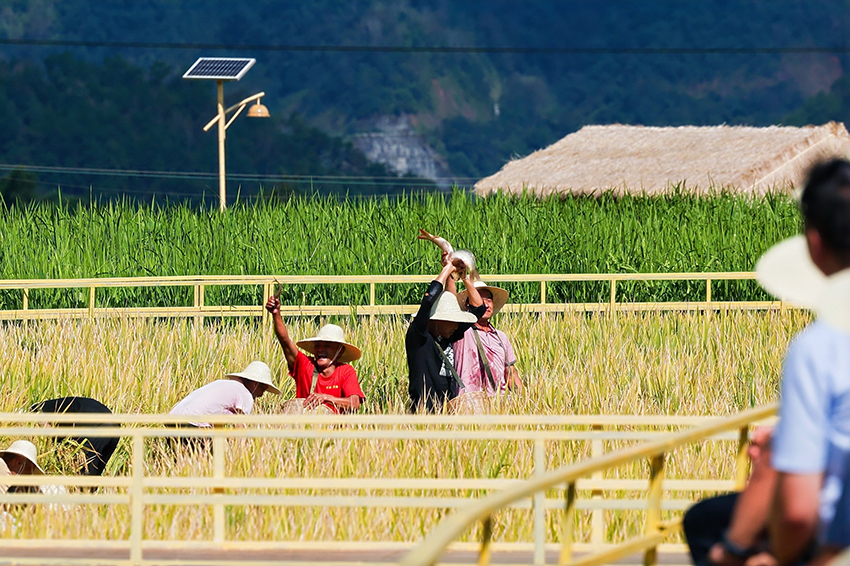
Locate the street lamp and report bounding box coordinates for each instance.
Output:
[183,57,270,211]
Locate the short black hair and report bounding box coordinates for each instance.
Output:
[800,158,850,255]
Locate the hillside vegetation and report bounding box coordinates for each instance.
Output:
[1,1,848,197]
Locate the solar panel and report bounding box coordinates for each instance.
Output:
[183,58,256,81]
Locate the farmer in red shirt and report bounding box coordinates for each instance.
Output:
[265,295,364,413]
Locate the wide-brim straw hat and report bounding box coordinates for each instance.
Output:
[296,324,362,364]
[456,280,509,316]
[430,291,478,324]
[755,235,826,310]
[226,361,281,395]
[0,440,44,475]
[816,269,850,332]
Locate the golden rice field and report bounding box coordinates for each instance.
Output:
[0,310,810,544]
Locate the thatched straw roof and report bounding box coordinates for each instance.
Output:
[474,122,850,197]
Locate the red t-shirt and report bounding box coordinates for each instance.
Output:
[290,351,365,412]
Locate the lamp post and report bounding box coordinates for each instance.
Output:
[183,58,270,211]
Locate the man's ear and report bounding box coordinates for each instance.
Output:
[805,227,824,263]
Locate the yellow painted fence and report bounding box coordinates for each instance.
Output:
[0,272,789,321]
[0,407,777,565]
[400,403,778,566]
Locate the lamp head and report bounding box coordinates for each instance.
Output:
[247,99,270,118]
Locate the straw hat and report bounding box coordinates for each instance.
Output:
[296,324,362,364]
[226,361,281,395]
[429,291,478,324]
[816,269,850,332]
[755,235,826,309]
[0,440,44,475]
[456,280,509,316]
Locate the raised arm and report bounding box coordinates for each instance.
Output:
[412,262,458,334]
[434,261,457,289]
[265,295,300,372]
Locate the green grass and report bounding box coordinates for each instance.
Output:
[0,190,800,309]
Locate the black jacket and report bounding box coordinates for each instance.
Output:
[405,280,486,413]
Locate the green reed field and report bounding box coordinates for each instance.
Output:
[0,191,799,310]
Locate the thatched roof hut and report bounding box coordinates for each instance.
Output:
[474,122,850,197]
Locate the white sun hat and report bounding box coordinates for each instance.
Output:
[296,324,362,363]
[456,280,509,316]
[0,440,44,475]
[755,235,826,310]
[816,269,850,332]
[429,291,478,324]
[226,361,281,395]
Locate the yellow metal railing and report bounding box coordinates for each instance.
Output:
[0,271,786,321]
[399,403,778,566]
[0,410,773,565]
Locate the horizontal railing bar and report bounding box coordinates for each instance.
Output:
[0,271,759,289]
[134,493,697,511]
[0,493,129,504]
[0,489,701,511]
[0,425,745,442]
[0,540,690,552]
[139,476,734,491]
[0,301,787,321]
[0,475,128,487]
[144,477,523,490]
[569,523,681,566]
[0,560,398,566]
[0,492,721,509]
[0,538,690,552]
[0,411,772,427]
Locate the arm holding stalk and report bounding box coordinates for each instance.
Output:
[265,295,299,372]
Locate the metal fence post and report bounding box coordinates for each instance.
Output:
[479,516,493,566]
[644,454,667,566]
[194,284,205,328]
[591,425,603,547]
[213,434,226,542]
[735,426,750,491]
[534,439,546,565]
[262,282,272,326]
[559,482,577,566]
[130,433,144,564]
[21,288,28,327]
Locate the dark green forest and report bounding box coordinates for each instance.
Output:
[1,1,850,202]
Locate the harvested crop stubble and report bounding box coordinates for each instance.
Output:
[0,310,809,543]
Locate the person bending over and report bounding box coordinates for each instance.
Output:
[170,361,281,427]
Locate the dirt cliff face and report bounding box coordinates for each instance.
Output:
[352,116,453,189]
